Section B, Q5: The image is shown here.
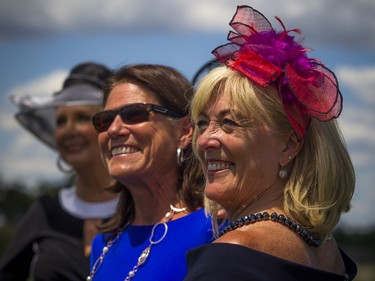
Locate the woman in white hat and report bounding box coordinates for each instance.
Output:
[0,62,119,281]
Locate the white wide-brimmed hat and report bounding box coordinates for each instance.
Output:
[10,81,104,150]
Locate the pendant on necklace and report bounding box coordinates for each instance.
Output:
[137,246,151,266]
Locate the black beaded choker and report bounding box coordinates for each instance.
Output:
[219,211,322,248]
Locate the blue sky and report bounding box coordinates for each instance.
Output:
[0,0,374,231]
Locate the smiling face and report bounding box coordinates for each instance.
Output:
[195,93,286,213]
[98,82,184,186]
[54,105,102,169]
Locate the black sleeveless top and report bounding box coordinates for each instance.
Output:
[185,243,357,281]
[0,196,89,281]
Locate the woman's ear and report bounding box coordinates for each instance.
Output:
[177,116,194,149]
[280,131,304,166]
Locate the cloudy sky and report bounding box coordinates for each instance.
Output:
[0,0,374,230]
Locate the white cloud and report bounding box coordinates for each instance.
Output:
[335,65,375,229]
[8,69,67,98]
[0,70,68,186]
[1,0,374,50]
[336,65,375,198]
[0,70,67,131]
[1,129,64,186]
[336,65,375,147]
[336,66,375,150]
[340,107,375,145]
[336,66,375,106]
[0,118,65,186]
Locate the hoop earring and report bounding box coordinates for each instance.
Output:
[57,156,74,174]
[278,168,288,179]
[177,148,184,167]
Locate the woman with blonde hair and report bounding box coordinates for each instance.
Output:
[184,6,357,281]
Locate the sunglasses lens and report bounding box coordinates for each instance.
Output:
[92,104,152,132]
[120,105,150,124]
[92,111,116,132]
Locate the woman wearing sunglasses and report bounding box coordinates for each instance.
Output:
[88,64,214,281]
[1,62,119,281]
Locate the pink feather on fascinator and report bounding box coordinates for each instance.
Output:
[212,5,342,139]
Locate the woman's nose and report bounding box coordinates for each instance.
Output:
[106,115,131,138]
[63,118,77,131]
[196,122,222,150]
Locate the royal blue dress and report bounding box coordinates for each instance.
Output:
[90,208,214,281]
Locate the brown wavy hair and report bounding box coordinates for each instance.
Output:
[99,64,205,236]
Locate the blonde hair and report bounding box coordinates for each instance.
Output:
[191,66,355,240]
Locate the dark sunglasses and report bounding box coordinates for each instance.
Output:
[92,103,183,132]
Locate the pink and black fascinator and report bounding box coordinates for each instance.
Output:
[212,5,342,139]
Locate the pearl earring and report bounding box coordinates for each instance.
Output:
[278,168,288,179]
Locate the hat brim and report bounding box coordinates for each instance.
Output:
[11,84,104,150]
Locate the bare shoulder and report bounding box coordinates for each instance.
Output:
[215,221,312,265]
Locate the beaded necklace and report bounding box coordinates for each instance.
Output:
[219,211,322,248]
[86,204,187,281]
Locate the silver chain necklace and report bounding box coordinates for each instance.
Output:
[86,205,186,281]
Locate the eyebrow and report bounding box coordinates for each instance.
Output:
[199,108,232,118]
